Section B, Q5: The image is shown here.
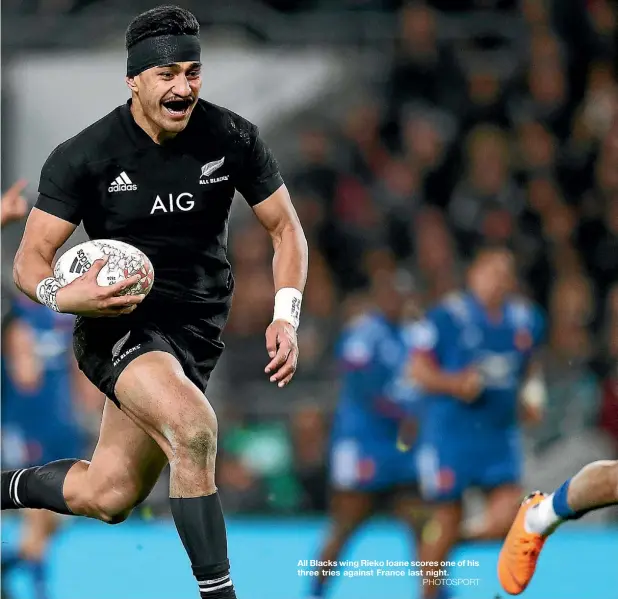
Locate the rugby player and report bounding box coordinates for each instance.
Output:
[309,271,425,599]
[2,297,84,599]
[409,246,545,598]
[1,6,308,599]
[498,461,618,594]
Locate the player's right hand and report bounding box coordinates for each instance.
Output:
[453,368,484,403]
[55,256,145,317]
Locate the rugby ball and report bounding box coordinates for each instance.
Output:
[53,239,155,296]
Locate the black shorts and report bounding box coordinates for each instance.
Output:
[73,314,224,407]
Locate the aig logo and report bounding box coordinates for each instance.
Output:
[150,193,195,214]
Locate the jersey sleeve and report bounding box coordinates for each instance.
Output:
[338,327,375,371]
[409,308,451,365]
[235,125,284,207]
[530,305,547,349]
[338,326,389,407]
[35,145,88,225]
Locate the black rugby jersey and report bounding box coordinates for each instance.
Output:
[36,99,283,334]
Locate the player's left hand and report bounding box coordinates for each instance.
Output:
[264,319,298,388]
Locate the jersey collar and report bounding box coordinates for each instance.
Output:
[120,100,197,150]
[120,100,157,150]
[466,290,506,325]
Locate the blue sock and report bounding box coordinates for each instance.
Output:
[552,478,599,521]
[552,478,576,519]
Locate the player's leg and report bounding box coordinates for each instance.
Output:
[308,490,375,598]
[417,501,462,599]
[391,445,430,553]
[463,483,522,541]
[18,509,59,599]
[113,351,235,599]
[416,444,467,599]
[463,440,523,541]
[2,399,168,522]
[0,510,58,599]
[461,432,524,541]
[392,487,430,563]
[498,460,618,595]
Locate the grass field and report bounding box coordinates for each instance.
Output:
[2,516,617,599]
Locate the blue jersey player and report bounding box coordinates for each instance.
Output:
[409,246,545,598]
[309,272,426,599]
[1,296,85,599]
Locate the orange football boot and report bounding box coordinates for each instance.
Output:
[498,492,547,595]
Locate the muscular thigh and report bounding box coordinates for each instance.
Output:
[84,400,167,504]
[113,351,217,460]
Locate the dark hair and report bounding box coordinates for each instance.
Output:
[126,5,199,50]
[472,243,514,263]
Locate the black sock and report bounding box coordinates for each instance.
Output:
[1,460,78,514]
[170,492,236,598]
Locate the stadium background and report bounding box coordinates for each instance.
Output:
[1,1,617,598]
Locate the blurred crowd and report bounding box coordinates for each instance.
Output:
[217,0,618,513]
[2,0,618,516]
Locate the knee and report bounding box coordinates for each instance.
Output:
[171,415,218,471]
[72,487,139,525]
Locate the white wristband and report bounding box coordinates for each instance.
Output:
[522,375,547,411]
[273,287,302,330]
[36,277,62,313]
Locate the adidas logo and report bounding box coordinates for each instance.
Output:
[70,248,92,275]
[108,172,137,193]
[69,257,87,274]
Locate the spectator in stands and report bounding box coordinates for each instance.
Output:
[462,68,510,132]
[515,121,559,181]
[448,124,523,256]
[291,405,328,512]
[401,110,459,209]
[549,0,609,105]
[383,2,465,143]
[217,454,269,514]
[516,176,559,305]
[578,198,618,309]
[413,208,460,304]
[220,416,301,513]
[599,285,618,456]
[294,248,337,382]
[516,60,571,141]
[224,223,275,387]
[343,101,391,184]
[374,157,421,260]
[521,0,550,30]
[532,275,602,451]
[542,202,581,277]
[293,128,339,208]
